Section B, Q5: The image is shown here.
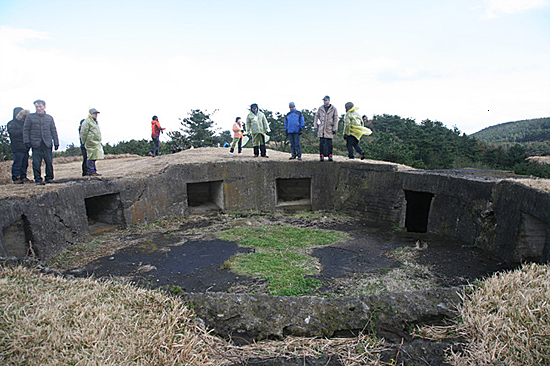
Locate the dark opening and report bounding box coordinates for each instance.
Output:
[3,215,33,258]
[404,190,434,233]
[85,193,124,233]
[276,178,311,211]
[513,212,548,262]
[187,181,224,214]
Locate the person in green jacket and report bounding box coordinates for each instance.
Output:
[245,103,270,158]
[80,108,104,176]
[343,102,372,159]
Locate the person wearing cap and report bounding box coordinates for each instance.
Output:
[245,103,270,158]
[78,119,88,176]
[343,102,372,159]
[7,107,31,184]
[314,96,338,161]
[229,117,243,154]
[148,115,165,157]
[23,99,59,185]
[80,108,104,176]
[284,102,305,160]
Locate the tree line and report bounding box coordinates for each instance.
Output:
[2,109,549,178]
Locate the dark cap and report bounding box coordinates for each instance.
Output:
[250,103,258,110]
[322,95,330,101]
[89,108,100,114]
[345,102,354,112]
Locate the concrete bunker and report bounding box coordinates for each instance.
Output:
[85,193,125,233]
[187,180,224,214]
[275,178,311,211]
[404,190,434,233]
[513,212,549,262]
[2,216,33,257]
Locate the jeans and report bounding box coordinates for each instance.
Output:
[150,136,160,156]
[81,144,88,176]
[319,137,333,156]
[346,135,364,158]
[11,151,29,181]
[32,143,53,182]
[288,133,301,157]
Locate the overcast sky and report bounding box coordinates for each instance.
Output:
[1,0,549,148]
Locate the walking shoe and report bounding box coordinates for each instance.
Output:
[21,177,32,183]
[45,179,54,184]
[289,155,296,160]
[349,156,355,159]
[297,157,302,161]
[229,151,234,154]
[360,152,366,160]
[148,152,154,157]
[36,181,45,186]
[328,155,333,162]
[14,180,24,185]
[89,173,102,176]
[254,155,259,158]
[261,155,269,158]
[320,154,324,162]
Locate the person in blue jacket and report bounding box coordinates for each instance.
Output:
[284,102,305,160]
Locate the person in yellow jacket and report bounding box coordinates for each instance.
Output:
[245,103,270,158]
[80,108,104,176]
[343,102,372,160]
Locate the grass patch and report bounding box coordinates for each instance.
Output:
[218,225,347,296]
[0,265,386,365]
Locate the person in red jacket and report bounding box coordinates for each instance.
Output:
[148,115,165,157]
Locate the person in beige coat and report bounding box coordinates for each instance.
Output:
[314,95,338,161]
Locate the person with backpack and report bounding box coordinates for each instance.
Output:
[148,115,165,157]
[284,102,305,160]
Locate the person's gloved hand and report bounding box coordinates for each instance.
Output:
[54,145,59,151]
[344,134,348,140]
[299,129,302,135]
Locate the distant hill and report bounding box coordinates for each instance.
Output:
[471,117,550,156]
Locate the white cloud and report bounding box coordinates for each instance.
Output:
[479,0,549,19]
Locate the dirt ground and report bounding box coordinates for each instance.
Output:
[63,214,512,297]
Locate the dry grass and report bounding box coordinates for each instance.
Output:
[415,263,550,365]
[0,265,388,366]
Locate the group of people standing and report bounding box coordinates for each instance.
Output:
[7,100,103,185]
[228,95,372,161]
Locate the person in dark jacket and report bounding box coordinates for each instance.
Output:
[284,102,305,160]
[23,99,59,185]
[7,107,31,184]
[78,119,88,176]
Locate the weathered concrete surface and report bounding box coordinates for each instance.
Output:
[0,149,549,264]
[183,288,461,343]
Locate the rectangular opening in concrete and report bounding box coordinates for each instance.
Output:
[404,190,434,233]
[513,212,548,262]
[3,215,33,258]
[85,193,124,234]
[187,181,224,214]
[276,178,311,211]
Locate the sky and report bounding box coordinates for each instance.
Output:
[1,0,549,148]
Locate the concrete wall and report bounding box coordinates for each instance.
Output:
[1,161,549,264]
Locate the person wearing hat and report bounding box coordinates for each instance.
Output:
[23,99,59,185]
[314,96,338,161]
[343,102,372,159]
[245,103,270,158]
[284,102,305,160]
[148,115,165,157]
[80,108,104,176]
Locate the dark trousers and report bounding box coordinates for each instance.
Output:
[32,142,53,182]
[319,137,333,156]
[230,138,242,153]
[150,136,160,156]
[288,133,301,157]
[87,160,97,174]
[253,135,267,157]
[81,144,88,176]
[11,151,29,181]
[346,135,364,158]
